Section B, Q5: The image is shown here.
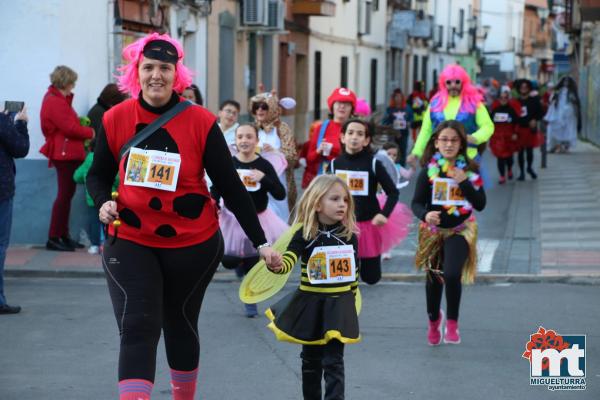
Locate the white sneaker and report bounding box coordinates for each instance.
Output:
[88,245,99,254]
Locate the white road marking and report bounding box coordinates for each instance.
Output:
[477,239,500,273]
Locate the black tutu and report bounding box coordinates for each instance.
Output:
[266,289,360,345]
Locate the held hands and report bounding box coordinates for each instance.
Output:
[98,201,119,224]
[260,247,283,272]
[447,167,468,183]
[425,211,441,226]
[251,169,265,182]
[371,213,388,226]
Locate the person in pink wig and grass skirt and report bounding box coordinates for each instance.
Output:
[86,33,281,400]
[412,120,486,346]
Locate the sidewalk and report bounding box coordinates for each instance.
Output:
[537,140,600,275]
[5,141,600,283]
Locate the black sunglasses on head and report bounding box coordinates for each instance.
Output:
[445,79,461,86]
[252,103,269,112]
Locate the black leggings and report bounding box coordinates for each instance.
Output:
[102,231,223,381]
[426,235,468,322]
[301,340,345,400]
[359,257,381,285]
[518,147,534,173]
[496,156,514,176]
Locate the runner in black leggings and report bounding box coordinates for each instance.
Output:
[424,235,468,323]
[412,120,486,347]
[102,232,223,380]
[87,33,280,400]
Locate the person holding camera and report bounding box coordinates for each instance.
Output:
[40,65,95,251]
[0,105,29,314]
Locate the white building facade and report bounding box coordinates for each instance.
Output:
[0,0,210,244]
[308,0,388,121]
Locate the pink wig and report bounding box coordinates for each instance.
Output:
[431,64,483,114]
[116,33,193,99]
[354,98,371,117]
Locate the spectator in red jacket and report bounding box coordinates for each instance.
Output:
[40,65,94,251]
[301,87,356,188]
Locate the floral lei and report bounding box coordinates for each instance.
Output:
[427,152,483,216]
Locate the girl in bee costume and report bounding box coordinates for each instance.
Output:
[266,175,359,400]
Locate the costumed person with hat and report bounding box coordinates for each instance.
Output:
[406,64,494,168]
[86,33,281,400]
[302,87,357,189]
[412,120,486,346]
[513,79,544,180]
[249,89,298,221]
[489,86,520,184]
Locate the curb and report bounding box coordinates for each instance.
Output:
[6,269,600,285]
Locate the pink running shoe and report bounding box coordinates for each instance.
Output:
[444,319,461,344]
[427,310,445,346]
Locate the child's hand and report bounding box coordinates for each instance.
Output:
[447,167,467,183]
[425,211,441,226]
[262,143,274,153]
[371,213,388,226]
[260,247,282,271]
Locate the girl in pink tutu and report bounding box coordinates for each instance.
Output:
[375,142,414,260]
[328,119,405,284]
[211,124,289,317]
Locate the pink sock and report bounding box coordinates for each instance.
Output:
[170,368,198,400]
[118,379,153,400]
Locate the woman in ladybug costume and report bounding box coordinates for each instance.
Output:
[87,33,280,400]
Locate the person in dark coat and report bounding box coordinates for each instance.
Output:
[0,106,29,314]
[87,83,127,134]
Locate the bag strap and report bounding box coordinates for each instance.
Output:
[315,119,330,150]
[119,100,193,159]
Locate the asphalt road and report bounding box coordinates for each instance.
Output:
[1,277,598,400]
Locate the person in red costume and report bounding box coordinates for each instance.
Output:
[40,65,95,251]
[302,87,356,189]
[86,33,280,400]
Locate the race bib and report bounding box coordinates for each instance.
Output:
[237,169,261,192]
[521,106,528,117]
[493,112,510,123]
[393,112,407,130]
[431,177,468,206]
[307,245,356,284]
[124,147,181,192]
[335,169,369,196]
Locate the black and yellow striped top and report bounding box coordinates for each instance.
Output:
[274,223,359,295]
